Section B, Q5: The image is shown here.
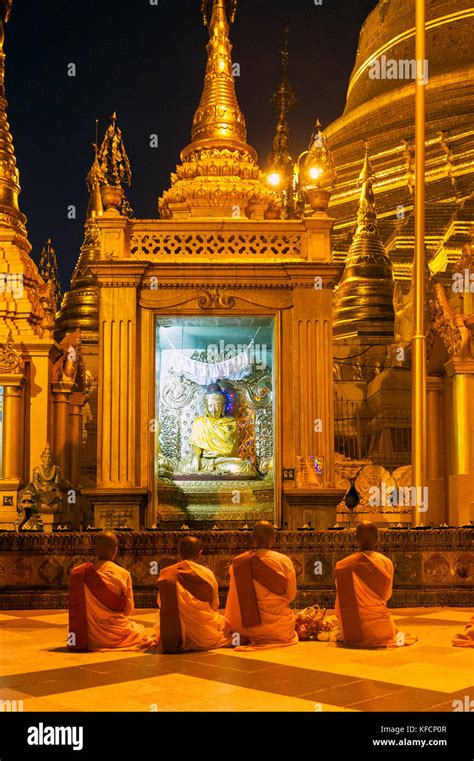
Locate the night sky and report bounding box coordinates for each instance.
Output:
[5,0,378,288]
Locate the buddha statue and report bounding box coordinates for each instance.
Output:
[181,384,256,477]
[28,444,64,513]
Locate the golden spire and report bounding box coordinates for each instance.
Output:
[39,239,61,314]
[55,135,104,339]
[86,121,104,220]
[159,0,279,220]
[189,0,247,150]
[96,113,133,217]
[266,27,296,218]
[0,2,27,236]
[98,113,132,189]
[355,143,378,236]
[333,144,395,344]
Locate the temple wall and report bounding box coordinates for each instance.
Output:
[0,529,472,610]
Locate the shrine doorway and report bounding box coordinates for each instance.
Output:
[154,316,276,528]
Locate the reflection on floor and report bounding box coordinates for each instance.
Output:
[0,608,473,713]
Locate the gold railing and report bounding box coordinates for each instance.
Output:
[129,221,304,261]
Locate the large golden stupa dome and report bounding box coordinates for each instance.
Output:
[326,0,474,279]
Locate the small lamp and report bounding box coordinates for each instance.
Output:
[301,119,336,214]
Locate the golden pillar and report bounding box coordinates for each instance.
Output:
[426,377,446,524]
[445,359,474,525]
[94,265,144,488]
[51,381,74,478]
[68,392,85,486]
[1,374,25,483]
[411,0,427,526]
[293,285,335,486]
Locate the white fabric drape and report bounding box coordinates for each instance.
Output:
[170,349,252,384]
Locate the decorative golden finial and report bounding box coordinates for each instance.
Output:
[333,144,395,344]
[0,0,27,237]
[96,113,133,217]
[271,26,295,141]
[189,0,247,149]
[98,112,131,188]
[266,27,296,218]
[355,142,378,236]
[201,0,237,27]
[39,239,62,314]
[86,121,105,219]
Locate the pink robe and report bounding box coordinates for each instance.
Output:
[225,549,298,650]
[335,551,416,648]
[156,560,230,653]
[68,561,154,651]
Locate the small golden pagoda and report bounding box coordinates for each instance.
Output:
[333,146,395,343]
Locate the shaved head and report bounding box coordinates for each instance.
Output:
[95,531,119,560]
[356,521,378,551]
[252,520,275,549]
[179,536,202,560]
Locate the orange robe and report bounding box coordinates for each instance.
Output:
[68,561,154,651]
[225,549,298,650]
[335,551,416,648]
[156,560,231,653]
[453,616,474,648]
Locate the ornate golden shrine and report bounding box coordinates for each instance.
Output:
[72,0,341,530]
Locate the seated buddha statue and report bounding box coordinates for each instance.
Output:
[182,384,256,477]
[30,444,64,513]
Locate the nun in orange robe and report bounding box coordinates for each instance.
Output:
[69,560,154,651]
[335,522,417,649]
[452,617,474,648]
[68,531,155,652]
[225,522,298,650]
[156,555,231,653]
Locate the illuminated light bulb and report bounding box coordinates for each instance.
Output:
[267,172,281,187]
[308,166,322,181]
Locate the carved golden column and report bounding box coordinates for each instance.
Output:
[445,359,474,525]
[51,381,75,479]
[411,0,427,526]
[92,263,145,487]
[426,376,446,524]
[293,284,335,486]
[68,392,86,486]
[2,374,25,483]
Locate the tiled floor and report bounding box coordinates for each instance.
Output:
[0,608,473,712]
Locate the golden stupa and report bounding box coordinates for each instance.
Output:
[326,0,474,279]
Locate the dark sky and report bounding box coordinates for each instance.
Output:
[5,0,378,288]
